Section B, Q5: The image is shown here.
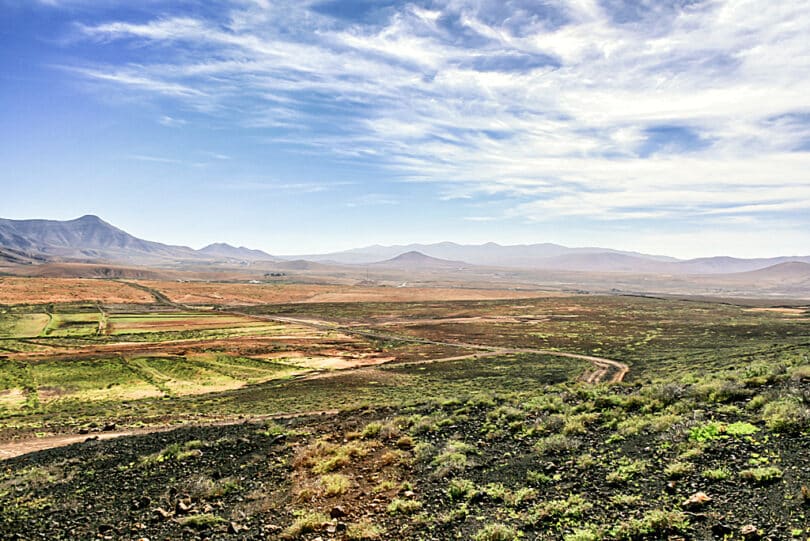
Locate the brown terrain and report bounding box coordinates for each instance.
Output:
[0,277,155,304]
[136,280,560,306]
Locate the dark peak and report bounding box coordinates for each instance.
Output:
[393,250,432,260]
[378,251,467,267]
[74,214,104,223]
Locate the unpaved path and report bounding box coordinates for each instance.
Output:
[228,313,629,385]
[0,410,339,460]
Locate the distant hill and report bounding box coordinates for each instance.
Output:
[370,251,469,270]
[294,242,810,275]
[672,256,810,274]
[726,261,810,282]
[0,215,277,265]
[294,241,677,268]
[198,243,277,261]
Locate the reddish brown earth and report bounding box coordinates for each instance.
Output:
[137,280,560,306]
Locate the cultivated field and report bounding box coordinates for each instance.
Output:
[1,278,809,539]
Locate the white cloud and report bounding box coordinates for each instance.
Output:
[69,0,810,236]
[158,115,187,127]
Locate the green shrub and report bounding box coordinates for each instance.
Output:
[664,461,693,479]
[387,498,422,515]
[487,405,525,422]
[576,453,597,469]
[432,440,477,477]
[361,422,383,439]
[789,365,810,381]
[688,422,724,442]
[529,494,592,522]
[746,394,770,411]
[564,527,602,541]
[702,467,731,481]
[696,380,751,403]
[177,513,226,529]
[761,398,810,433]
[346,519,384,540]
[139,440,204,466]
[606,459,648,485]
[725,422,759,436]
[740,466,783,484]
[483,482,510,502]
[472,523,519,541]
[395,435,414,449]
[447,478,477,501]
[612,509,688,539]
[535,434,579,455]
[526,470,553,485]
[321,473,350,496]
[281,511,329,539]
[508,487,538,507]
[610,493,642,506]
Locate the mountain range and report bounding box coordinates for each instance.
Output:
[0,215,275,264]
[1,215,809,276]
[298,242,810,274]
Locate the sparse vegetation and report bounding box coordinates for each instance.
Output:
[3,288,810,540]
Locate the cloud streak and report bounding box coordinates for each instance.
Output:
[69,0,810,230]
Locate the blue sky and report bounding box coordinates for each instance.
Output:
[2,0,810,258]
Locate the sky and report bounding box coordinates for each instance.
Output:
[2,0,810,258]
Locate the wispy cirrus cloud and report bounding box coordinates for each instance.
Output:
[67,0,810,230]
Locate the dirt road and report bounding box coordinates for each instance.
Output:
[236,313,630,385]
[0,410,340,460]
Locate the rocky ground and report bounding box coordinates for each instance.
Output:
[2,370,810,540]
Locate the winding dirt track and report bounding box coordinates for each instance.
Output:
[1,284,628,460]
[240,313,629,385]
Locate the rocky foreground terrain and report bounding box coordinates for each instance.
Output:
[2,363,810,541]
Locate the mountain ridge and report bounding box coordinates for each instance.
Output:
[2,215,810,275]
[0,215,274,265]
